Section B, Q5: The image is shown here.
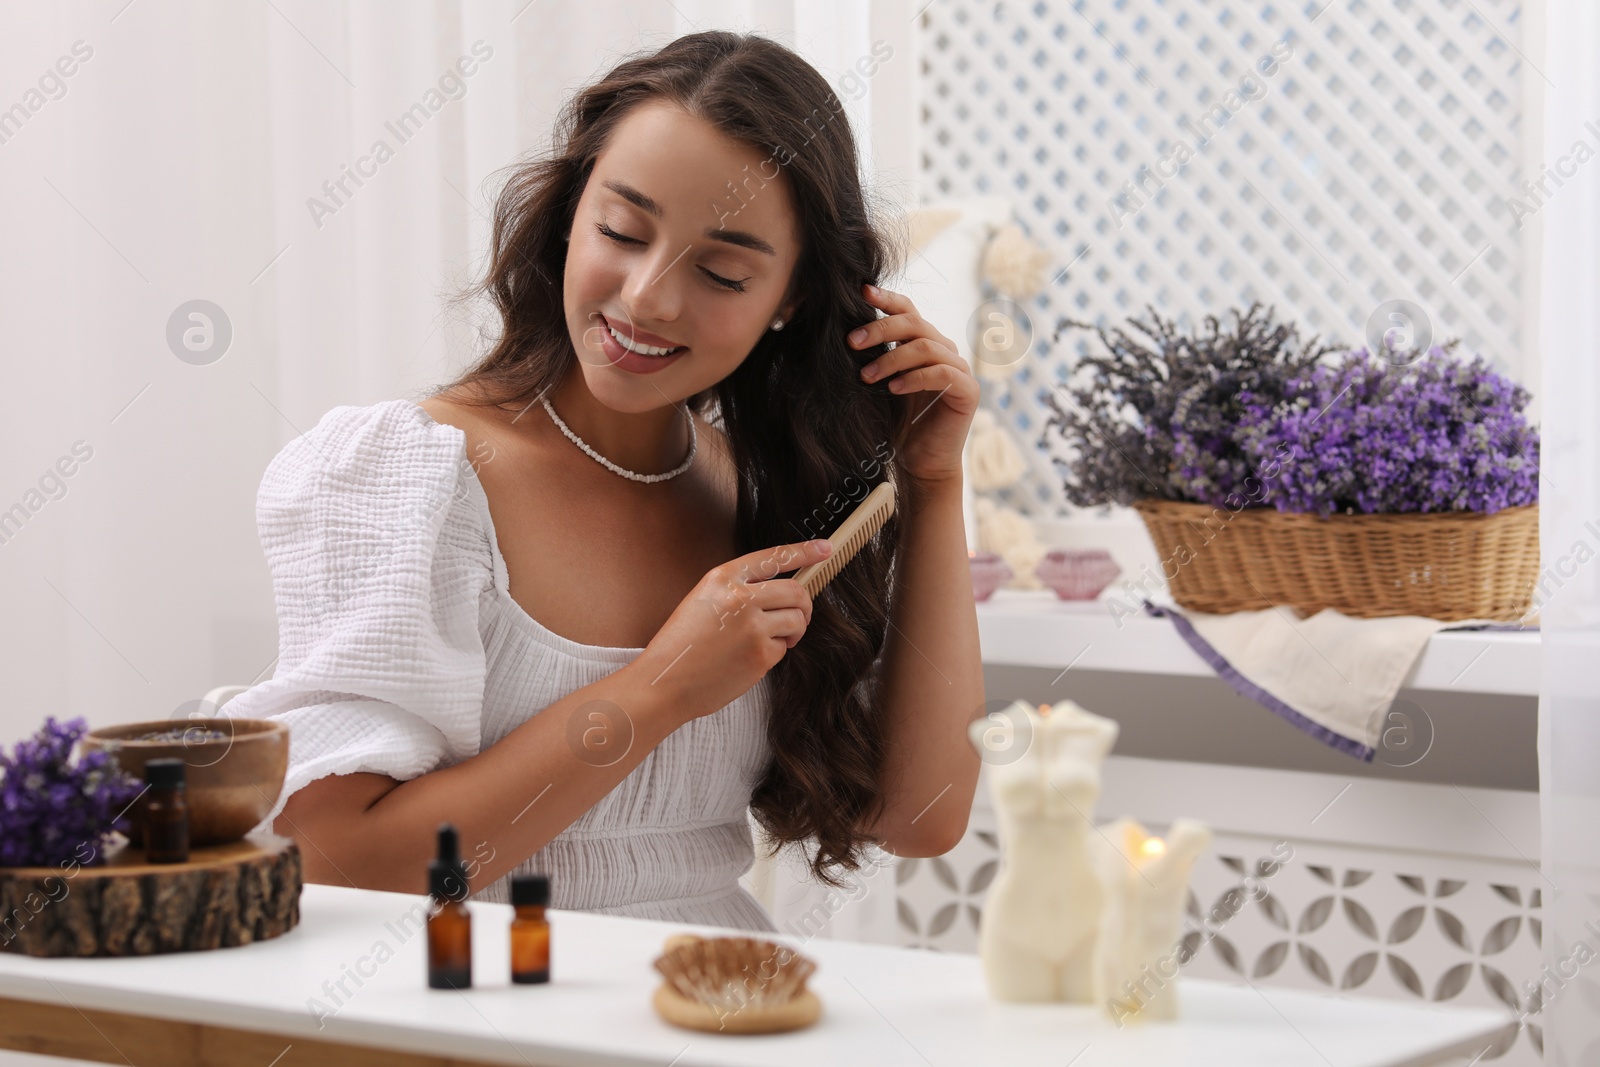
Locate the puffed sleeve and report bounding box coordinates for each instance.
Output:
[224,398,494,835]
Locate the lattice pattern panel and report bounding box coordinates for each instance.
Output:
[920,0,1527,516]
[895,828,1542,1064]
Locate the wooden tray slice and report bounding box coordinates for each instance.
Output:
[0,831,302,957]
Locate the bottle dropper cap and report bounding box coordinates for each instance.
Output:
[144,758,185,789]
[512,873,550,907]
[429,822,470,902]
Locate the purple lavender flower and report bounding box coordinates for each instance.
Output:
[0,716,144,868]
[1041,305,1539,516]
[1240,346,1540,516]
[1040,304,1336,507]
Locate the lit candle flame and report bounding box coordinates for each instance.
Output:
[1140,836,1167,858]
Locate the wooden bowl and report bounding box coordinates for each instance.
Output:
[82,718,287,846]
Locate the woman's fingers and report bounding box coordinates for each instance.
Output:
[709,573,813,631]
[859,336,962,383]
[727,538,832,585]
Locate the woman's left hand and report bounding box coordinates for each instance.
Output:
[850,283,979,489]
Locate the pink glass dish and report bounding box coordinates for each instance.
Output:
[1034,548,1122,600]
[969,551,1013,602]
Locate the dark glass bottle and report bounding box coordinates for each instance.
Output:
[142,758,189,864]
[510,874,551,984]
[427,823,472,989]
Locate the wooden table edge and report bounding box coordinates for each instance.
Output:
[0,992,550,1067]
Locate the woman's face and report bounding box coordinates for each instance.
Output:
[563,99,803,412]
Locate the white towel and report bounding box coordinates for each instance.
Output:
[1142,601,1523,760]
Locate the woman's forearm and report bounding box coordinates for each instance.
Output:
[866,474,984,856]
[320,665,684,895]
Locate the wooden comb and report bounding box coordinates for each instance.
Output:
[790,480,896,597]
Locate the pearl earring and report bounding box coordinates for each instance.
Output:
[771,319,785,331]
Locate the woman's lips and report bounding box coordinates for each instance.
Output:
[601,315,684,352]
[598,316,688,374]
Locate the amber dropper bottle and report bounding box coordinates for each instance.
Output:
[143,758,189,864]
[427,822,472,989]
[510,874,551,984]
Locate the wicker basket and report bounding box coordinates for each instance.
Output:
[1131,499,1540,621]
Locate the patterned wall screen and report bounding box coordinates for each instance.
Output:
[920,0,1528,515]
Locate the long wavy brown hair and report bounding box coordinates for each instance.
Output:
[431,31,915,887]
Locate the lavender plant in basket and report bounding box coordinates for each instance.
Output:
[1036,304,1539,620]
[1237,344,1539,516]
[0,716,144,868]
[1039,303,1336,508]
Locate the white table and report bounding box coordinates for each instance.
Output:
[0,882,1508,1067]
[977,590,1539,696]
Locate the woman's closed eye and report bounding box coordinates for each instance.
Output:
[594,222,749,293]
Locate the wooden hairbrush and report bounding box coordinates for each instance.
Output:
[790,480,897,597]
[651,933,822,1034]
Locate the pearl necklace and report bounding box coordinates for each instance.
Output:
[541,397,696,483]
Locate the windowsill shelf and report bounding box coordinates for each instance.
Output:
[976,589,1538,698]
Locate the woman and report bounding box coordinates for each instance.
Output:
[229,30,984,931]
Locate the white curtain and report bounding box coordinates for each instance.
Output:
[0,1,914,752]
[1538,2,1600,1063]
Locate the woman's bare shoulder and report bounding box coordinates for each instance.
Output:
[416,392,473,434]
[416,384,499,431]
[416,388,536,460]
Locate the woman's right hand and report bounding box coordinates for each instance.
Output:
[632,538,834,723]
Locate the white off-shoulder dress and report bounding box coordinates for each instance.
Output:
[224,398,778,931]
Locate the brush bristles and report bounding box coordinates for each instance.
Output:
[653,936,816,1013]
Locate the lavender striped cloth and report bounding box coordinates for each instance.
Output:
[1140,600,1532,761]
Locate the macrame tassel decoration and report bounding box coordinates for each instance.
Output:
[981,222,1052,301]
[974,222,1052,383]
[968,409,1028,493]
[974,497,1048,591]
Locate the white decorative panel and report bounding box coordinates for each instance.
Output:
[894,826,1541,1063]
[918,0,1528,516]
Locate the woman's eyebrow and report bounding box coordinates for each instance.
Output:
[602,178,776,256]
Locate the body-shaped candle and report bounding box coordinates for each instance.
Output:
[1094,817,1213,1023]
[968,699,1119,1002]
